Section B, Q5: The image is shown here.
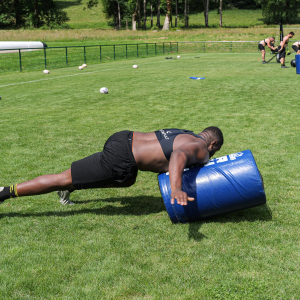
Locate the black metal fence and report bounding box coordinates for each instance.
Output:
[0,42,178,73]
[178,41,260,53]
[0,41,264,73]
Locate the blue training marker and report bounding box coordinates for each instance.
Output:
[189,77,205,80]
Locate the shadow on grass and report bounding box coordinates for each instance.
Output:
[1,197,272,242]
[188,203,272,242]
[0,196,166,218]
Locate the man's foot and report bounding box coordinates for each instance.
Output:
[262,61,267,64]
[56,191,74,205]
[0,187,7,204]
[281,65,288,68]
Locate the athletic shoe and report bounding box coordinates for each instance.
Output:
[281,65,288,68]
[262,61,267,64]
[56,190,74,205]
[0,187,5,204]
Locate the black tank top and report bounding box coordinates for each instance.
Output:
[154,128,205,161]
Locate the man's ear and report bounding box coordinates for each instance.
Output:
[211,140,218,147]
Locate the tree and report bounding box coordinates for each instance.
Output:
[162,0,171,30]
[257,0,300,24]
[184,0,187,27]
[150,0,153,27]
[132,0,138,30]
[219,0,222,27]
[0,0,69,29]
[137,0,141,28]
[143,0,146,28]
[157,0,160,28]
[203,0,209,27]
[175,0,177,27]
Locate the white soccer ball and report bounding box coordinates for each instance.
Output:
[133,65,138,69]
[43,70,50,74]
[177,55,181,58]
[100,87,108,94]
[82,64,87,68]
[79,66,84,70]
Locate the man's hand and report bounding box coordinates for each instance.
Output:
[171,190,194,206]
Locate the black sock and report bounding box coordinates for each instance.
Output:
[0,185,18,202]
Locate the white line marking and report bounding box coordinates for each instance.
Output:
[0,71,99,88]
[0,59,170,88]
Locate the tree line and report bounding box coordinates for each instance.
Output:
[0,0,299,29]
[93,0,262,30]
[0,0,69,29]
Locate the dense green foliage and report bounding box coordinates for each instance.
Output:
[1,53,300,298]
[1,0,299,29]
[258,0,300,24]
[0,0,69,29]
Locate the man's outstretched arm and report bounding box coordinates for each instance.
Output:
[168,144,208,206]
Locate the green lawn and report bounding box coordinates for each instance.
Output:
[1,53,300,299]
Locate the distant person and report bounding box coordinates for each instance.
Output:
[278,32,295,68]
[0,127,223,206]
[258,37,277,64]
[292,41,300,55]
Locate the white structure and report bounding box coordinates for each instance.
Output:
[0,41,47,51]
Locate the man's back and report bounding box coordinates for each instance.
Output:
[132,131,209,173]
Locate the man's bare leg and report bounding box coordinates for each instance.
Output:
[16,169,74,196]
[261,49,266,62]
[281,57,288,68]
[0,169,74,203]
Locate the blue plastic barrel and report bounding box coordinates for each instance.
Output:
[158,150,266,223]
[296,54,300,75]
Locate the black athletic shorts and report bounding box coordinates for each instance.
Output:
[277,46,286,59]
[258,44,265,51]
[71,131,138,190]
[292,45,299,53]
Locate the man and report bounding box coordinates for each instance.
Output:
[292,40,300,55]
[258,37,277,63]
[0,127,223,206]
[278,31,295,68]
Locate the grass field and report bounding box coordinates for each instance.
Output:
[1,52,300,299]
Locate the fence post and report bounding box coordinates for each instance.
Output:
[177,42,178,53]
[126,44,128,59]
[84,46,86,63]
[44,48,47,69]
[170,42,172,53]
[230,42,232,52]
[163,43,165,54]
[137,44,138,57]
[65,47,68,66]
[100,46,102,62]
[19,49,22,71]
[146,43,148,56]
[155,43,157,55]
[203,42,205,52]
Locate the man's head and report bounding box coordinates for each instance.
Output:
[200,126,224,158]
[289,32,295,38]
